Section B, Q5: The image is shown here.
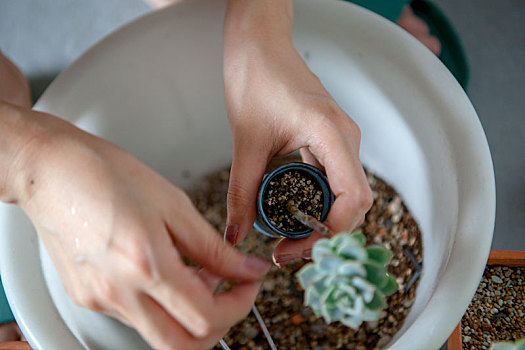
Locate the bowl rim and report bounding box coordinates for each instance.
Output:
[0,0,495,349]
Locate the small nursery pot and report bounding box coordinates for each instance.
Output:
[253,162,334,239]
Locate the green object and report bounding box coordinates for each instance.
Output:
[0,276,15,324]
[349,0,410,22]
[296,232,398,329]
[410,0,469,89]
[491,339,525,350]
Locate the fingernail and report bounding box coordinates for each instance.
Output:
[244,255,271,274]
[302,249,312,259]
[224,224,238,246]
[274,254,295,267]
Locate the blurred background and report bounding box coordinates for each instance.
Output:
[0,0,524,347]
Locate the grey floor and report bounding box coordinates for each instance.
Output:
[1,0,524,348]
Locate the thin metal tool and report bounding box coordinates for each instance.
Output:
[252,304,277,350]
[287,201,333,237]
[218,339,231,350]
[219,305,277,350]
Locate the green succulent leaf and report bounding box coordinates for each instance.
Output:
[364,261,388,287]
[346,295,365,316]
[379,274,399,296]
[351,276,376,303]
[305,288,321,309]
[362,308,381,322]
[341,315,362,329]
[297,264,321,288]
[312,243,334,261]
[312,279,328,295]
[337,242,368,261]
[338,283,357,298]
[331,233,353,247]
[338,261,367,277]
[318,256,343,272]
[321,303,345,324]
[366,289,387,311]
[349,231,367,245]
[367,245,393,265]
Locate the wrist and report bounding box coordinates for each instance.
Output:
[0,103,57,204]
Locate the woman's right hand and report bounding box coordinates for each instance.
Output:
[0,102,270,350]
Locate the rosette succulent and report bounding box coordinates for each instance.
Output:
[296,231,398,329]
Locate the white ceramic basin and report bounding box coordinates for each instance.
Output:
[0,0,495,349]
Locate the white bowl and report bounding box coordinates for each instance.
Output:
[0,0,495,349]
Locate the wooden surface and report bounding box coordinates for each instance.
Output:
[447,322,462,350]
[0,342,31,350]
[447,249,525,349]
[487,250,525,267]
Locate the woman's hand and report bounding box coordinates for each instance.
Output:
[0,102,270,350]
[223,0,373,266]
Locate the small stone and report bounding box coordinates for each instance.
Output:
[463,336,471,343]
[244,325,258,339]
[377,335,392,348]
[356,328,366,342]
[291,314,303,326]
[367,321,379,330]
[491,275,503,284]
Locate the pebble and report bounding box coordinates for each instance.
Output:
[461,265,524,349]
[291,314,303,326]
[244,326,258,339]
[377,335,392,348]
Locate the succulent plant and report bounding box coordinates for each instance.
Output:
[296,231,398,329]
[491,339,525,350]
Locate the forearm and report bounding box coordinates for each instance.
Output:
[224,0,294,55]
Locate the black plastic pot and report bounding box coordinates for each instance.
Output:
[253,162,334,239]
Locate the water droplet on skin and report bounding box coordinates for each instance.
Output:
[71,207,76,215]
[83,221,89,228]
[75,237,80,249]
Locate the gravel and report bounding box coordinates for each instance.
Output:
[264,170,323,233]
[461,265,524,350]
[188,163,423,349]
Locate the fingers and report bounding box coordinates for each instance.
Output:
[299,147,324,171]
[273,232,324,267]
[307,123,372,233]
[150,260,261,340]
[397,5,442,55]
[127,293,228,350]
[213,280,262,326]
[165,207,270,281]
[225,138,269,246]
[198,268,222,292]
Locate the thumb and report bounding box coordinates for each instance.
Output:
[225,139,268,246]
